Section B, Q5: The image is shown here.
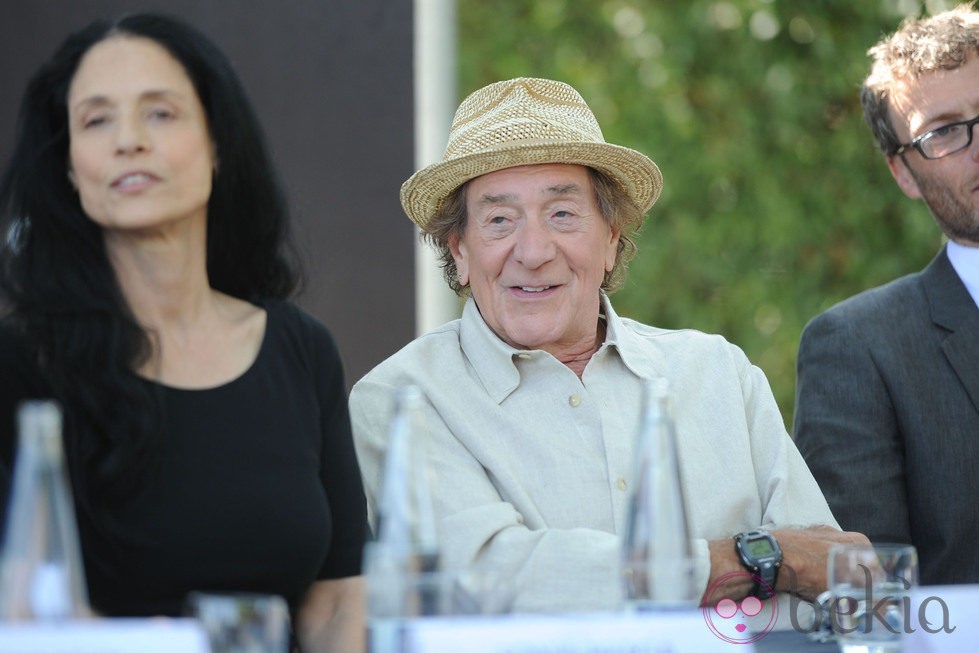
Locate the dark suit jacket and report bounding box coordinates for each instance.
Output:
[793,246,979,585]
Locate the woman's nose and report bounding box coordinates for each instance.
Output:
[114,115,149,155]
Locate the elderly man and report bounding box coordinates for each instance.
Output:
[795,5,979,585]
[351,77,863,616]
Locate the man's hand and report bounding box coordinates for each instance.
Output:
[772,525,870,600]
[705,525,869,605]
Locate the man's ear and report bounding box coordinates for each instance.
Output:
[886,154,923,200]
[449,234,469,286]
[605,226,621,273]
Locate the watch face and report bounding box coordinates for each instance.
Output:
[746,537,775,558]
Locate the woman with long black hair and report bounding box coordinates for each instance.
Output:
[0,13,366,651]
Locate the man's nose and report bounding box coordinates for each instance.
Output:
[512,221,556,268]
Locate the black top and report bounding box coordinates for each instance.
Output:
[0,301,367,616]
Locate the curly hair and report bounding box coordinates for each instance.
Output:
[422,166,645,296]
[861,4,979,155]
[0,13,300,503]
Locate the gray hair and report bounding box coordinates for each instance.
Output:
[421,167,645,296]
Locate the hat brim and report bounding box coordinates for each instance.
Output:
[400,140,663,229]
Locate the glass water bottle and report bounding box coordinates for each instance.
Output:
[621,378,697,609]
[364,385,441,652]
[0,400,90,621]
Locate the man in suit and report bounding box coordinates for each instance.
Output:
[794,5,979,586]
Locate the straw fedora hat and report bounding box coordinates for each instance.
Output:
[400,77,663,230]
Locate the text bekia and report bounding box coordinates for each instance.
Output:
[787,564,955,635]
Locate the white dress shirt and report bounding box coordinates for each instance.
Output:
[350,293,837,617]
[946,239,979,309]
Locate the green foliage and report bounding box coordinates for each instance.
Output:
[457,0,948,428]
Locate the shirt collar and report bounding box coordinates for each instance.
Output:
[458,292,656,403]
[946,240,979,310]
[458,297,522,404]
[599,294,665,381]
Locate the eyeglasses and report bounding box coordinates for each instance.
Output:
[895,114,979,160]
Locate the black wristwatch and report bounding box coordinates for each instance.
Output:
[734,529,782,599]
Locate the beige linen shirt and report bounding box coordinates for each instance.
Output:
[350,294,837,614]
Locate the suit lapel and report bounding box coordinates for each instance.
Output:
[923,246,979,415]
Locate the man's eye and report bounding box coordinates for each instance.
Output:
[930,123,963,139]
[552,210,580,223]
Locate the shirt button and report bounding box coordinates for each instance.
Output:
[568,394,581,407]
[516,353,531,359]
[616,478,628,491]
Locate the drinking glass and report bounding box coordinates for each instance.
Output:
[185,592,290,653]
[827,543,918,653]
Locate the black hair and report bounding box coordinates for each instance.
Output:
[0,13,300,503]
